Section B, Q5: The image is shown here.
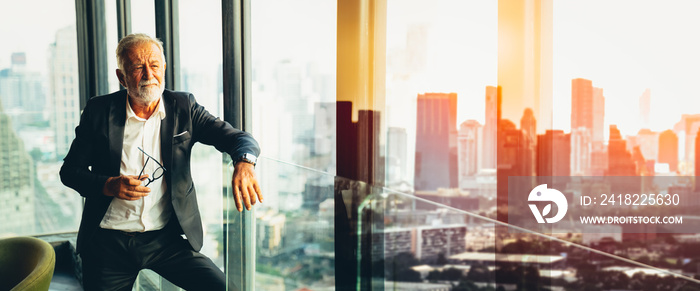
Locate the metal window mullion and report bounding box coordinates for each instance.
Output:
[222,0,254,290]
[155,0,180,91]
[75,0,109,110]
[116,0,131,39]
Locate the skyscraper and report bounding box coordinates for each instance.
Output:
[635,129,658,164]
[571,78,593,131]
[607,125,636,176]
[497,0,553,131]
[537,130,570,177]
[483,86,497,169]
[387,127,408,186]
[570,127,591,176]
[658,129,678,172]
[414,93,458,191]
[0,52,46,132]
[49,26,79,159]
[458,120,481,183]
[592,87,605,144]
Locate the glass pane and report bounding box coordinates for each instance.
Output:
[105,0,121,92]
[361,187,700,290]
[250,0,337,289]
[130,0,156,36]
[178,0,225,273]
[250,0,337,173]
[0,0,82,236]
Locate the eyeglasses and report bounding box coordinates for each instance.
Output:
[137,146,166,187]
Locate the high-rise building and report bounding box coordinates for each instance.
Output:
[520,108,537,143]
[414,93,458,191]
[497,0,553,132]
[387,127,408,186]
[536,130,570,177]
[458,120,481,183]
[571,78,594,131]
[313,102,335,156]
[681,114,700,175]
[592,87,605,144]
[658,129,678,172]
[640,89,651,128]
[49,26,79,159]
[0,100,36,234]
[570,127,591,176]
[483,86,497,169]
[0,52,46,133]
[607,125,636,176]
[635,129,658,164]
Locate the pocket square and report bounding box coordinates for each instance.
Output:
[174,131,188,137]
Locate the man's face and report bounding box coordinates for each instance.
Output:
[117,42,166,105]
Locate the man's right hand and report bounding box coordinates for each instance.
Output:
[103,175,151,200]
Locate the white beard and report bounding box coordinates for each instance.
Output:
[129,80,165,105]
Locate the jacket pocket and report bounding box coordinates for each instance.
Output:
[173,131,191,145]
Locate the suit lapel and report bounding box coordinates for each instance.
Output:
[160,91,175,180]
[108,90,127,175]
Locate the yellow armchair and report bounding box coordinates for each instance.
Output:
[0,237,56,291]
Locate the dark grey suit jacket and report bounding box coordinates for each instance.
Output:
[60,89,260,253]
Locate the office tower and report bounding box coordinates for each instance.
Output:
[483,86,497,169]
[498,0,553,131]
[0,52,46,133]
[275,60,312,151]
[0,101,36,234]
[658,129,678,172]
[590,143,608,176]
[635,129,658,164]
[696,131,700,179]
[592,87,605,144]
[314,102,336,156]
[570,127,591,176]
[571,78,593,131]
[387,127,408,186]
[607,125,636,176]
[520,108,537,143]
[414,93,458,191]
[458,120,482,182]
[337,102,383,185]
[640,89,651,128]
[49,26,79,159]
[681,114,700,175]
[537,130,570,177]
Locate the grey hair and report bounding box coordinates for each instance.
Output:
[116,33,166,71]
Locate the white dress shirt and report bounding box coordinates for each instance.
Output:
[99,96,173,232]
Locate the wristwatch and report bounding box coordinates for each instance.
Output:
[236,153,257,167]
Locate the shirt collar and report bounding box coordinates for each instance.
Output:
[126,95,166,121]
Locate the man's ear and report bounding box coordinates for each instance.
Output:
[116,69,126,87]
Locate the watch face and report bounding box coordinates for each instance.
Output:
[242,153,257,164]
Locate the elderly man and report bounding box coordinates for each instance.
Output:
[60,33,260,290]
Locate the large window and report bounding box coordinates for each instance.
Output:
[250,0,337,289]
[0,0,82,236]
[178,0,226,270]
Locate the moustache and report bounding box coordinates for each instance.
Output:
[139,80,158,87]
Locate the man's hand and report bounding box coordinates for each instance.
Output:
[232,162,263,212]
[103,175,151,200]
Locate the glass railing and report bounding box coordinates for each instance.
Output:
[361,186,700,290]
[234,157,700,291]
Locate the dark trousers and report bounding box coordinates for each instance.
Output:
[81,225,232,291]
